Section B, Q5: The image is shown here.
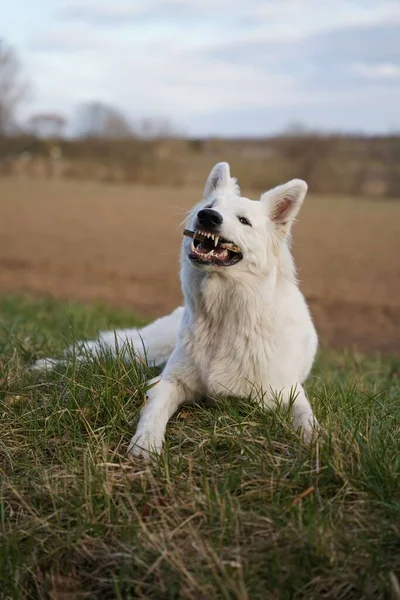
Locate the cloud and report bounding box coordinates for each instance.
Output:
[59,1,148,22]
[352,62,400,80]
[207,22,400,93]
[17,0,400,135]
[58,0,400,35]
[28,25,106,53]
[59,0,260,22]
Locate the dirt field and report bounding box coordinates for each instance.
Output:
[1,178,399,354]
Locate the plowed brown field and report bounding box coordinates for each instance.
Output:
[1,179,399,354]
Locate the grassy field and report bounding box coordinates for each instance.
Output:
[1,295,400,599]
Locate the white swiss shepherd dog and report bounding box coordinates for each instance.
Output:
[34,162,319,459]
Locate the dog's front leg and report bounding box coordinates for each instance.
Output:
[128,376,190,460]
[287,383,319,442]
[268,383,318,442]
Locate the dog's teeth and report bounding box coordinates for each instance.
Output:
[214,235,219,247]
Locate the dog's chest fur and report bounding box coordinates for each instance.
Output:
[184,273,281,397]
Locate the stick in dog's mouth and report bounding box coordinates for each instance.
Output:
[183,228,243,267]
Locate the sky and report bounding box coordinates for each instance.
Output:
[3,0,400,137]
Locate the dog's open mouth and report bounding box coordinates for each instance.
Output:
[184,229,243,267]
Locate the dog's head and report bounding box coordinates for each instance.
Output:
[183,162,308,276]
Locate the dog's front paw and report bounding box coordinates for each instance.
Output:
[293,413,320,443]
[127,427,165,460]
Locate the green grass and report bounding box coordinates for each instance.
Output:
[1,295,399,600]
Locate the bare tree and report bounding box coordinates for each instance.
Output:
[0,40,28,134]
[75,102,132,138]
[134,116,181,139]
[26,112,67,138]
[282,120,313,137]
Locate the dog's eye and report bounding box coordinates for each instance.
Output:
[238,216,252,226]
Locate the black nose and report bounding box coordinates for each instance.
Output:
[197,208,223,228]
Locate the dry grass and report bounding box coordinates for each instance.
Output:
[1,295,400,599]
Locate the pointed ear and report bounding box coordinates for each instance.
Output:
[261,179,308,233]
[204,162,232,198]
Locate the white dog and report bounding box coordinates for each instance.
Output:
[34,162,319,458]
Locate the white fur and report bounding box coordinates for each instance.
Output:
[130,162,319,457]
[34,162,319,459]
[32,307,184,371]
